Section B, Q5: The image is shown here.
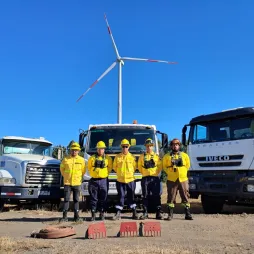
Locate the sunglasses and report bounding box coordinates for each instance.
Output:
[122,146,129,148]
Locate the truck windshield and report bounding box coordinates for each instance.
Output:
[3,141,52,156]
[87,127,156,153]
[189,117,254,144]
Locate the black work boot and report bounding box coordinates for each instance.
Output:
[140,206,148,220]
[185,207,193,220]
[112,209,121,220]
[132,207,139,220]
[74,210,83,222]
[165,207,173,221]
[99,211,105,221]
[59,210,68,222]
[156,207,163,220]
[91,210,96,221]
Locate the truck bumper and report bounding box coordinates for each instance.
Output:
[189,172,254,202]
[0,186,64,201]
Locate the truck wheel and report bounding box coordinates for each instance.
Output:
[201,195,224,214]
[0,200,4,212]
[81,196,90,212]
[50,199,61,211]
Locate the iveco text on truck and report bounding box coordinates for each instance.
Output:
[182,107,254,213]
[78,121,168,210]
[0,136,63,211]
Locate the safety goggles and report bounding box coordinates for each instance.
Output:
[121,146,129,148]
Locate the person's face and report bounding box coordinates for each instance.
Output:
[97,148,105,156]
[146,145,153,153]
[171,142,180,152]
[70,149,79,157]
[121,145,129,154]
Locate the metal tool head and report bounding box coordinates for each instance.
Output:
[119,222,138,237]
[141,221,161,237]
[86,222,107,239]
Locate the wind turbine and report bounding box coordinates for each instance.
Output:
[76,14,177,124]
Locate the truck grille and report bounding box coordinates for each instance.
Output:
[25,163,60,185]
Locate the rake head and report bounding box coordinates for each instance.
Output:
[140,221,161,237]
[119,222,138,237]
[86,222,107,239]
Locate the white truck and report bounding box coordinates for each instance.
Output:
[0,136,63,211]
[182,107,254,213]
[78,122,168,211]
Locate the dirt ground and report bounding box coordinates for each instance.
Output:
[0,192,254,254]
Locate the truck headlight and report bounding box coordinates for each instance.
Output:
[0,177,16,184]
[247,184,254,192]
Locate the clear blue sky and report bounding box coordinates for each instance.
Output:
[1,1,253,146]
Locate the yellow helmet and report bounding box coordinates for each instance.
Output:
[96,141,106,149]
[70,142,81,151]
[120,139,130,147]
[144,138,154,146]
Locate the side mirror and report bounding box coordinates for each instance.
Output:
[161,133,168,150]
[57,148,63,160]
[53,147,64,160]
[79,129,88,149]
[182,125,188,146]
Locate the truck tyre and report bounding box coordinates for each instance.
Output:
[201,195,224,214]
[50,199,61,211]
[0,200,4,212]
[82,196,90,212]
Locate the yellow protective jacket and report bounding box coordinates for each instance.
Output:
[162,151,190,182]
[60,155,86,186]
[113,152,137,183]
[88,154,113,178]
[138,152,162,177]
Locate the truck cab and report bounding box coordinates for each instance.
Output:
[79,122,168,210]
[0,136,63,211]
[182,107,254,213]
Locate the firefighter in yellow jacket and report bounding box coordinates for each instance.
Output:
[112,139,138,220]
[88,141,113,221]
[60,142,85,222]
[162,138,193,221]
[138,138,163,220]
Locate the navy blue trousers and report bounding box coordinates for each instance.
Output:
[88,178,108,212]
[116,181,136,210]
[141,176,161,209]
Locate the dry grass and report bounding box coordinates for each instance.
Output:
[50,245,210,254]
[54,244,210,254]
[0,236,53,253]
[109,245,209,254]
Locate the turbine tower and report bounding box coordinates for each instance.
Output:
[76,14,177,124]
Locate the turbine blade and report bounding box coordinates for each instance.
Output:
[121,57,178,64]
[104,13,120,59]
[76,61,117,103]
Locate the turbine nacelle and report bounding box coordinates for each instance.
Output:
[118,59,124,65]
